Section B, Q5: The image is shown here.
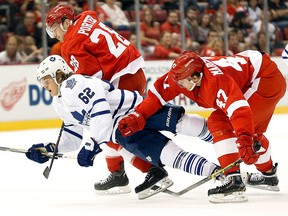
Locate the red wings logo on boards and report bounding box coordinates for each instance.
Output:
[0,78,27,111]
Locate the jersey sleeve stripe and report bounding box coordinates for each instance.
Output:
[124,91,139,115]
[112,90,125,118]
[63,127,83,140]
[91,110,111,118]
[150,85,168,105]
[226,99,249,118]
[243,77,260,100]
[88,98,107,114]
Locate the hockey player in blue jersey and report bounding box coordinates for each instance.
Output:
[26,55,220,199]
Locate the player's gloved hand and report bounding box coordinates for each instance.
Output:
[236,134,259,165]
[77,138,102,167]
[25,143,55,164]
[118,112,146,137]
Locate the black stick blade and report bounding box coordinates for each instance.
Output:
[43,166,51,179]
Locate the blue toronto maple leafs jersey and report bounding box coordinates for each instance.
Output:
[52,75,143,153]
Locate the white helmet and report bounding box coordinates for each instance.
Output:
[36,55,72,86]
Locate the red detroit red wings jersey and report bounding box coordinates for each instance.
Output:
[136,51,274,137]
[61,11,144,82]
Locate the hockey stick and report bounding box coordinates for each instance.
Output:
[0,146,76,159]
[160,159,242,196]
[43,123,65,179]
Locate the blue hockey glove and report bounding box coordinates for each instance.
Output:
[25,143,56,164]
[77,138,102,167]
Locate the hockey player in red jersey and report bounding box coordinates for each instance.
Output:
[118,50,286,203]
[45,3,150,194]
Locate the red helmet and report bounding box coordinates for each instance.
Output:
[46,4,74,28]
[170,51,204,81]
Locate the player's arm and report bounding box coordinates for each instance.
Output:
[216,76,254,137]
[214,76,258,165]
[118,73,180,137]
[25,102,85,164]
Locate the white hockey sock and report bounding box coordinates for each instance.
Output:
[176,113,213,143]
[160,140,217,176]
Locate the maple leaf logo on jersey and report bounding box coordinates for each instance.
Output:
[0,78,26,111]
[71,110,90,126]
[65,78,77,89]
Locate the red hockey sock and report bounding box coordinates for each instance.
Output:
[131,157,152,173]
[105,156,124,172]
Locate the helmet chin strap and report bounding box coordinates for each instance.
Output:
[60,23,67,33]
[57,83,62,97]
[188,73,203,91]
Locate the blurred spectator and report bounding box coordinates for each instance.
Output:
[236,29,256,51]
[247,0,262,24]
[252,10,276,42]
[219,0,244,23]
[20,0,34,15]
[210,10,225,38]
[171,32,181,50]
[0,35,22,64]
[14,10,42,48]
[140,8,160,55]
[101,0,131,30]
[200,36,224,57]
[269,0,288,28]
[228,29,240,55]
[184,6,200,42]
[129,33,145,57]
[20,0,42,27]
[160,10,192,50]
[69,0,83,16]
[141,0,163,11]
[49,41,62,56]
[82,0,110,23]
[19,35,43,63]
[152,31,181,59]
[230,11,252,32]
[253,31,272,54]
[197,13,212,44]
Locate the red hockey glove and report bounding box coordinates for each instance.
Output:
[236,134,259,165]
[118,112,146,137]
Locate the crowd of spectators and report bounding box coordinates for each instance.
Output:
[1,0,288,64]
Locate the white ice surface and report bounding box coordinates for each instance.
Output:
[0,114,287,216]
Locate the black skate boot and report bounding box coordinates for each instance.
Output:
[208,172,247,203]
[245,163,279,191]
[135,165,173,200]
[94,163,131,195]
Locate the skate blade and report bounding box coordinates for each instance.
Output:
[246,184,280,192]
[209,192,248,204]
[241,171,280,192]
[137,177,174,200]
[95,185,131,195]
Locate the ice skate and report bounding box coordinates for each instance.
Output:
[135,166,173,200]
[94,163,131,195]
[242,163,279,192]
[208,172,247,203]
